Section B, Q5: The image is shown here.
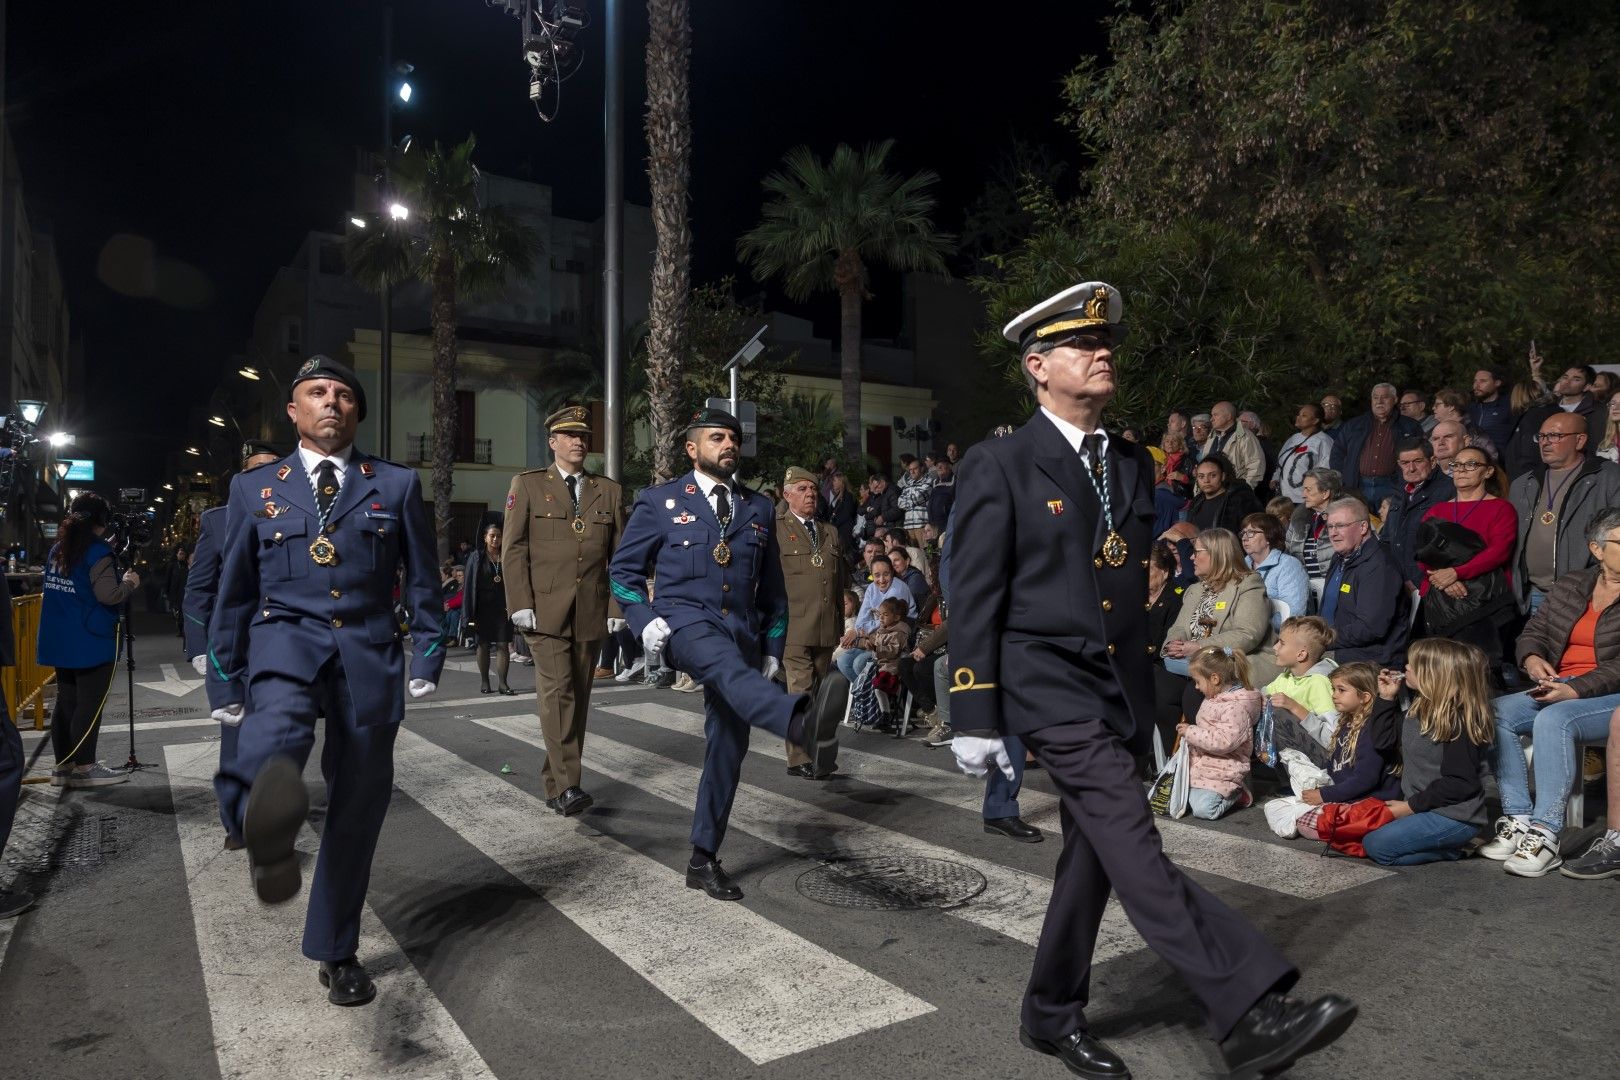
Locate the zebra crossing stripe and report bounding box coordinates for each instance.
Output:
[163,742,497,1080]
[390,726,934,1064]
[602,701,1393,899]
[468,714,1145,962]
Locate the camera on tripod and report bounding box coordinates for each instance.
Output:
[104,488,154,558]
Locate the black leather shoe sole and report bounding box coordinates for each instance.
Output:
[985,819,1045,843]
[1224,999,1358,1080]
[243,757,307,904]
[318,964,378,1007]
[1019,1028,1132,1080]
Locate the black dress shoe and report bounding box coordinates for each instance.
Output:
[786,763,815,778]
[544,794,564,814]
[686,858,744,900]
[556,786,594,816]
[318,958,377,1007]
[1220,992,1357,1080]
[498,686,518,696]
[1019,1026,1131,1079]
[985,817,1045,843]
[222,834,245,851]
[243,756,307,904]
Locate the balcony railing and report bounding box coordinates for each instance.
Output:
[406,434,493,465]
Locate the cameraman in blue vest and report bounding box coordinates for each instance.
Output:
[37,492,141,787]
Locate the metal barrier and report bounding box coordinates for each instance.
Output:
[4,593,53,730]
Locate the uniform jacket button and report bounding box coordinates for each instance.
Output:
[332,618,343,628]
[262,609,270,617]
[330,589,341,599]
[273,531,283,542]
[1106,643,1116,655]
[1093,557,1103,568]
[1101,599,1113,612]
[721,583,730,592]
[720,607,729,616]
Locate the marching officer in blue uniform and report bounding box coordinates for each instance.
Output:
[949,283,1356,1080]
[184,439,282,850]
[608,408,826,900]
[206,355,445,1007]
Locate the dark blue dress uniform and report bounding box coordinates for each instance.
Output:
[608,470,803,855]
[184,506,239,840]
[949,410,1296,1043]
[205,449,445,963]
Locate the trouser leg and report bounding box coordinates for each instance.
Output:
[528,631,583,799]
[666,621,804,740]
[691,691,750,854]
[1020,796,1113,1040]
[782,645,829,766]
[67,663,114,766]
[214,720,242,840]
[51,667,78,764]
[216,670,321,842]
[982,734,1026,820]
[1024,719,1296,1040]
[0,706,21,857]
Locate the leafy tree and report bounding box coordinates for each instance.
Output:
[346,135,540,560]
[737,140,954,457]
[1060,0,1620,394]
[644,0,694,483]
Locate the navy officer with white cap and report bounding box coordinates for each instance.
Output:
[948,283,1357,1079]
[206,354,445,1007]
[608,408,827,900]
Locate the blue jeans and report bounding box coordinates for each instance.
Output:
[836,648,874,685]
[1362,811,1478,865]
[1162,656,1190,677]
[1187,787,1241,820]
[1492,689,1617,832]
[1527,588,1547,615]
[1360,475,1399,514]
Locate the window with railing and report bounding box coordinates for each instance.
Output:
[406,434,492,465]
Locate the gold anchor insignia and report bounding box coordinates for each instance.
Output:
[1083,285,1110,321]
[948,667,997,693]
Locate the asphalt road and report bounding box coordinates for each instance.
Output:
[0,615,1611,1080]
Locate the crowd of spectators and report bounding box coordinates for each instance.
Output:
[1132,355,1620,877]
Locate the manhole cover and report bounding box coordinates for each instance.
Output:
[61,816,119,867]
[795,856,986,910]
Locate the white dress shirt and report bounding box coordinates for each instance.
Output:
[297,444,354,503]
[1040,406,1110,472]
[692,470,735,521]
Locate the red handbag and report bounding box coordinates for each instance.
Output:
[871,669,901,696]
[1299,798,1395,858]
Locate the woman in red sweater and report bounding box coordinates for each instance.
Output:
[1417,446,1518,661]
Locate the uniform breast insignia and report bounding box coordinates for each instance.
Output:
[276,465,292,481]
[1047,499,1064,515]
[506,492,516,511]
[572,518,587,534]
[685,484,698,495]
[1101,531,1128,568]
[310,534,340,566]
[948,667,997,693]
[673,512,693,524]
[371,502,384,511]
[358,461,375,478]
[712,539,732,567]
[263,502,283,517]
[665,498,676,509]
[260,487,273,500]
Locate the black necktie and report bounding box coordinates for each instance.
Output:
[1082,433,1105,478]
[714,484,731,526]
[316,460,339,519]
[805,518,818,544]
[565,473,579,513]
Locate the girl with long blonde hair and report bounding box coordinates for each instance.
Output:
[1297,662,1401,809]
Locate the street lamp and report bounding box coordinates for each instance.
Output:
[348,216,368,230]
[16,400,44,425]
[47,432,73,447]
[207,415,228,428]
[388,202,410,221]
[53,461,69,480]
[185,446,202,456]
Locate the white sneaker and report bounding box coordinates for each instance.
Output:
[1479,816,1529,861]
[615,658,647,684]
[1503,829,1563,878]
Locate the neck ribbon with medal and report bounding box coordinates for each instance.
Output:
[712,484,733,567]
[1084,441,1129,568]
[310,473,340,566]
[1542,462,1580,526]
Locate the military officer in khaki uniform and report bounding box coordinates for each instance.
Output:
[501,406,625,816]
[777,466,846,779]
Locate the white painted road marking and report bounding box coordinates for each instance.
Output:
[603,701,1393,899]
[137,662,205,697]
[164,742,496,1080]
[470,714,1145,961]
[391,727,933,1064]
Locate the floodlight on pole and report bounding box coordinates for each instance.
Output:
[47,432,73,447]
[388,202,409,221]
[397,80,413,103]
[722,325,769,416]
[349,215,368,229]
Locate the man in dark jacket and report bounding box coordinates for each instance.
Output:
[1467,367,1516,452]
[1320,496,1410,666]
[1508,410,1620,613]
[1333,383,1424,512]
[1506,364,1606,479]
[857,474,901,541]
[926,459,956,533]
[1381,438,1455,591]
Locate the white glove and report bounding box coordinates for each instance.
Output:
[760,655,781,682]
[607,618,628,633]
[408,679,436,699]
[190,655,208,676]
[511,608,537,632]
[641,617,672,657]
[211,704,243,727]
[952,736,1015,780]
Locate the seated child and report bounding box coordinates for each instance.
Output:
[863,597,912,678]
[1263,616,1339,766]
[1178,645,1260,820]
[1297,662,1401,808]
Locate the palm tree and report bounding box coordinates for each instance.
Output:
[738,140,953,457]
[346,135,539,561]
[644,0,693,482]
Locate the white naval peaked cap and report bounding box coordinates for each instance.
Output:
[1001,281,1127,349]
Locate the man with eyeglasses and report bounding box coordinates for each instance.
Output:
[1382,438,1455,592]
[1507,362,1607,479]
[1508,411,1620,614]
[1318,497,1409,666]
[1399,390,1438,434]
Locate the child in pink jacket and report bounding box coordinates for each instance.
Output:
[1178,645,1260,820]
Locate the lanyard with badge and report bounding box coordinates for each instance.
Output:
[310,462,341,567]
[1083,435,1129,568]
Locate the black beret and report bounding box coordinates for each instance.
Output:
[290,354,368,421]
[686,407,742,436]
[239,440,282,466]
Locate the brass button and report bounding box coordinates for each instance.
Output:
[721,607,729,616]
[273,531,283,542]
[1148,645,1157,654]
[378,527,386,535]
[330,589,341,599]
[1140,558,1149,568]
[721,584,730,592]
[332,618,343,628]
[1093,557,1103,568]
[1101,599,1113,612]
[1106,643,1116,655]
[262,609,270,617]
[325,524,336,535]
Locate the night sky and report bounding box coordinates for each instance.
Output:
[7,0,1106,488]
